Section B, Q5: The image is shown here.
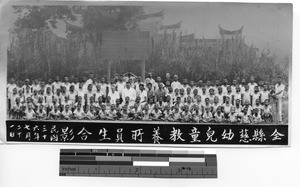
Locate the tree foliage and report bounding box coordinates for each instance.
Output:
[8,6,289,84]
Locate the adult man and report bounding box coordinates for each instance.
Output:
[108,85,120,105]
[145,72,156,86]
[171,75,181,90]
[248,76,257,95]
[274,76,285,123]
[122,82,136,103]
[52,76,61,94]
[137,84,147,103]
[116,75,125,96]
[155,82,166,102]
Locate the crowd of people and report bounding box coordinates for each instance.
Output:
[6,72,286,124]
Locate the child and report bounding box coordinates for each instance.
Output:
[185,96,193,111]
[216,86,224,104]
[228,107,237,123]
[106,104,118,120]
[224,86,234,105]
[214,106,225,123]
[260,84,270,104]
[200,87,207,105]
[99,104,108,120]
[181,105,192,122]
[24,103,35,120]
[222,96,232,119]
[251,108,262,124]
[119,105,130,121]
[36,105,47,120]
[203,98,212,114]
[9,88,19,118]
[48,105,61,120]
[208,88,215,104]
[12,97,23,119]
[73,103,85,120]
[44,87,53,114]
[61,104,73,120]
[191,105,202,123]
[141,104,151,121]
[241,107,251,124]
[261,99,273,123]
[68,85,77,109]
[233,86,242,105]
[172,105,182,122]
[211,96,221,115]
[242,84,251,106]
[84,106,97,120]
[61,96,72,112]
[202,107,213,123]
[24,85,32,101]
[252,86,261,107]
[234,99,243,122]
[252,98,262,113]
[129,103,142,120]
[163,104,174,121]
[192,88,199,103]
[150,104,162,121]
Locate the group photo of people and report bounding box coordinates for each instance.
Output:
[6,5,290,126]
[6,72,287,124]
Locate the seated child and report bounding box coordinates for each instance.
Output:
[202,107,213,123]
[119,105,130,121]
[142,104,151,121]
[106,104,118,120]
[98,104,108,120]
[61,104,73,120]
[163,104,174,121]
[24,103,36,120]
[84,105,97,120]
[251,108,262,124]
[214,106,224,123]
[181,105,192,122]
[48,105,61,120]
[228,106,237,123]
[73,103,85,120]
[150,104,162,121]
[36,105,47,120]
[261,99,272,123]
[172,104,182,122]
[191,104,202,123]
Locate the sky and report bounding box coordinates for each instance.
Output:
[143,2,292,59]
[3,2,292,60]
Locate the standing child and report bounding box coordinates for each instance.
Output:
[12,97,23,119]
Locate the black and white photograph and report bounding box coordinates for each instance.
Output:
[3,1,292,145]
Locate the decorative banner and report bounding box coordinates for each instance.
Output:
[6,120,288,145]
